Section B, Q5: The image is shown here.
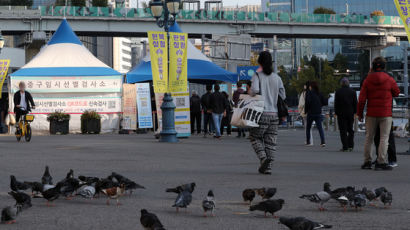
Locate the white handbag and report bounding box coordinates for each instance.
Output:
[230,94,264,128]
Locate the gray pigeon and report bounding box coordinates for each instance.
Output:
[8,191,32,210]
[279,216,332,230]
[1,206,21,224]
[140,209,165,230]
[249,199,284,218]
[352,193,366,211]
[300,191,331,211]
[202,190,216,217]
[380,191,392,208]
[255,187,277,200]
[76,184,96,199]
[41,166,53,185]
[172,189,192,212]
[335,195,349,211]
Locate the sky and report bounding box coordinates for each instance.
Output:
[133,0,255,8]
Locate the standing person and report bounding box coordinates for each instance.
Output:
[305,81,327,147]
[209,84,227,139]
[201,85,213,137]
[298,81,313,145]
[249,51,286,175]
[220,92,233,136]
[335,77,357,152]
[233,82,246,137]
[358,57,400,171]
[14,82,35,124]
[190,90,202,135]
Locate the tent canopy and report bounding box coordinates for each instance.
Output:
[126,22,237,84]
[11,19,120,77]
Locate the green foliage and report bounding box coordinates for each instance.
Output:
[313,7,336,14]
[333,53,348,73]
[47,111,70,122]
[291,55,340,98]
[358,50,370,80]
[278,66,297,98]
[0,0,33,6]
[71,0,86,6]
[81,110,101,120]
[91,0,107,7]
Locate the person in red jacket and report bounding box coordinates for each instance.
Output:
[357,57,400,171]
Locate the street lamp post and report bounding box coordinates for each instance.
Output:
[0,32,5,54]
[150,0,181,143]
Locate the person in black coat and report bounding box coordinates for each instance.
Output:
[305,81,327,146]
[13,82,35,123]
[335,77,357,152]
[209,84,227,138]
[220,92,233,136]
[190,90,202,134]
[201,84,213,136]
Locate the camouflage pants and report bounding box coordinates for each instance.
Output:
[250,113,279,162]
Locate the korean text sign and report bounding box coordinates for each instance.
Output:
[395,0,410,40]
[0,59,10,98]
[136,83,153,128]
[148,31,168,93]
[169,32,188,93]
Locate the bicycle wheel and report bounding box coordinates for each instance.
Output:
[25,125,32,142]
[15,128,22,142]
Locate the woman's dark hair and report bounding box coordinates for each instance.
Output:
[246,80,252,88]
[257,51,273,75]
[214,84,220,91]
[372,56,386,70]
[304,81,310,90]
[206,84,213,91]
[310,81,320,93]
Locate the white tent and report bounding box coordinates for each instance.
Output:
[10,19,123,133]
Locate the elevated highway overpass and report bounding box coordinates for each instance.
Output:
[0,6,407,39]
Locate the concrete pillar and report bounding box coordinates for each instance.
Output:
[369,47,382,66]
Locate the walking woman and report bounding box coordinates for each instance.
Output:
[249,51,286,175]
[305,81,327,147]
[298,81,313,145]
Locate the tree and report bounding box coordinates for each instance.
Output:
[91,0,107,7]
[278,66,297,98]
[313,7,336,14]
[0,0,33,6]
[333,53,348,73]
[71,0,86,6]
[358,50,370,82]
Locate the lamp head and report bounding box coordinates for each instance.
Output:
[150,0,164,19]
[167,0,181,15]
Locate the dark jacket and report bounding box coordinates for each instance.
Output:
[335,86,357,118]
[305,90,327,116]
[232,88,244,106]
[201,91,212,112]
[13,91,35,113]
[210,91,227,114]
[190,95,201,113]
[358,71,400,118]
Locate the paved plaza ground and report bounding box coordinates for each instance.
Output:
[0,130,409,230]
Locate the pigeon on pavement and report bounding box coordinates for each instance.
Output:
[111,172,145,194]
[76,184,96,199]
[249,199,284,218]
[242,189,256,204]
[1,206,21,224]
[335,195,349,211]
[41,166,53,185]
[173,189,193,212]
[380,191,392,208]
[140,209,165,230]
[57,177,81,199]
[10,175,31,192]
[279,216,332,230]
[65,169,74,179]
[8,191,32,210]
[361,187,377,206]
[202,190,216,217]
[166,183,196,194]
[101,184,125,205]
[300,190,331,211]
[352,193,366,211]
[23,181,43,196]
[41,183,62,206]
[255,187,277,200]
[374,187,388,200]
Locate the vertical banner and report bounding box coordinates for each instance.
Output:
[0,59,10,98]
[136,83,153,128]
[122,84,137,130]
[395,0,410,40]
[155,88,191,137]
[148,31,168,93]
[169,32,188,93]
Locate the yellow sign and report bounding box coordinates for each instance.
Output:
[148,31,168,93]
[169,32,188,93]
[394,0,410,39]
[0,59,10,98]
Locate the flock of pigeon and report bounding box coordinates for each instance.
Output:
[1,166,394,230]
